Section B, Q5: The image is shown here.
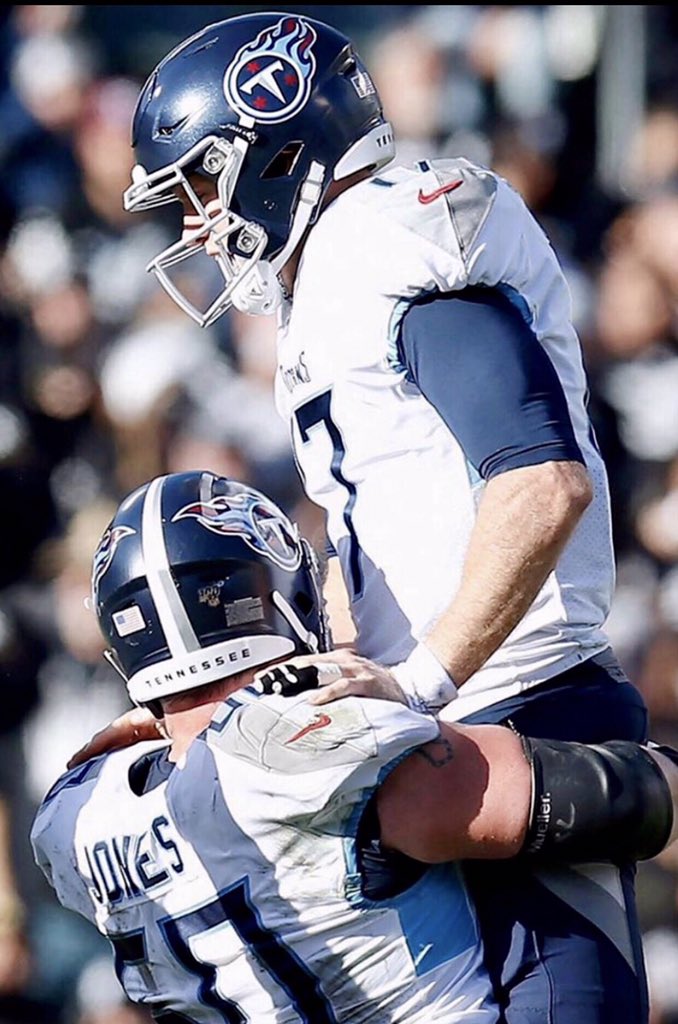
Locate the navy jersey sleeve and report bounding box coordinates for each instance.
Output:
[397,286,584,479]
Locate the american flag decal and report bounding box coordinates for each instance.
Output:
[112,605,146,637]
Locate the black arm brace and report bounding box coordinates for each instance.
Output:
[521,737,675,862]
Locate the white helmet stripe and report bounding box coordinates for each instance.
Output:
[142,476,200,655]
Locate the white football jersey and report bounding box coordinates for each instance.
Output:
[32,687,498,1023]
[274,157,615,721]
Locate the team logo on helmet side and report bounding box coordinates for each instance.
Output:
[172,493,302,570]
[91,525,136,600]
[223,16,317,124]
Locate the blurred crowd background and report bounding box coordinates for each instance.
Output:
[1,4,678,1022]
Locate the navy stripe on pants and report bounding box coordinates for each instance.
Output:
[460,649,650,1024]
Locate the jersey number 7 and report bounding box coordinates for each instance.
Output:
[294,390,364,598]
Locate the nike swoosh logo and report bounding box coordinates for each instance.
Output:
[556,803,576,831]
[286,713,332,744]
[417,179,463,204]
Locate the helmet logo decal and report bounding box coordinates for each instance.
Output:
[223,16,317,124]
[198,582,224,608]
[92,525,136,597]
[172,493,302,570]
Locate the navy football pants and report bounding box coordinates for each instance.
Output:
[460,649,650,1024]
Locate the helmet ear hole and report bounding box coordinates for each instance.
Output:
[261,142,305,180]
[334,48,357,76]
[293,590,315,616]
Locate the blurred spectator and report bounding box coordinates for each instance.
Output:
[98,287,225,493]
[604,553,661,679]
[166,309,306,515]
[10,496,131,1017]
[631,193,678,305]
[585,191,678,559]
[636,457,678,566]
[634,627,678,745]
[0,72,170,526]
[626,103,678,200]
[66,75,172,331]
[0,402,57,590]
[0,233,115,525]
[21,495,126,804]
[367,20,450,165]
[0,7,97,220]
[0,798,30,1003]
[645,925,678,1023]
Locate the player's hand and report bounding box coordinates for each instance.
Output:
[66,708,166,769]
[254,649,408,706]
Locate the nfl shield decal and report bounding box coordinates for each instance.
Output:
[172,492,302,571]
[223,16,317,123]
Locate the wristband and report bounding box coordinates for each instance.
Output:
[390,643,458,713]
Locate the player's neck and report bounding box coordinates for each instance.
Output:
[162,673,253,761]
[165,701,221,762]
[280,234,308,297]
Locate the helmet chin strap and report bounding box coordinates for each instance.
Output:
[231,261,283,316]
[231,161,326,317]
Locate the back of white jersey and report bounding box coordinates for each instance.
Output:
[274,157,615,720]
[32,688,497,1023]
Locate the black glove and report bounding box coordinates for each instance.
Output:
[256,664,321,698]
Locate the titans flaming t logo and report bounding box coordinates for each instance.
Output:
[223,16,317,123]
[172,493,302,571]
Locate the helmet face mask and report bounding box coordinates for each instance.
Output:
[91,472,331,710]
[124,136,275,323]
[123,11,395,322]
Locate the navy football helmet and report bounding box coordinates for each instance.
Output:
[123,11,394,323]
[91,471,330,711]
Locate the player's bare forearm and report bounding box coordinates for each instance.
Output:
[66,708,164,768]
[425,460,592,686]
